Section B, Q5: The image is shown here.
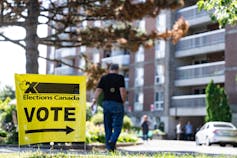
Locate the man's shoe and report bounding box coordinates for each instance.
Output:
[108,141,116,151]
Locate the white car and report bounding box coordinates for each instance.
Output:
[195,121,237,147]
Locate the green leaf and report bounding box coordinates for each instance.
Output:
[197,0,204,10]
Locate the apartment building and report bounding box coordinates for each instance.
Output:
[47,0,237,139]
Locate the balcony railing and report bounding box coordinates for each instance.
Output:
[172,94,206,107]
[101,54,130,66]
[54,66,77,75]
[55,48,77,59]
[176,61,225,80]
[176,29,225,51]
[176,5,210,21]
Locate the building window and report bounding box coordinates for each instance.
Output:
[80,46,86,53]
[48,64,54,74]
[94,20,101,27]
[103,49,111,58]
[135,46,144,62]
[93,51,100,63]
[135,19,146,32]
[111,47,124,56]
[139,19,146,32]
[135,67,144,87]
[82,21,87,28]
[134,90,143,111]
[156,13,166,32]
[155,65,164,84]
[155,40,165,59]
[154,91,164,111]
[55,60,62,68]
[79,57,86,69]
[193,59,208,65]
[193,87,206,94]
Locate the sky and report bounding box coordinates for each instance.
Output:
[0,26,47,89]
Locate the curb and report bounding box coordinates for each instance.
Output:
[0,141,142,151]
[90,141,143,149]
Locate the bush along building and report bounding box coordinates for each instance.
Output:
[47,0,237,139]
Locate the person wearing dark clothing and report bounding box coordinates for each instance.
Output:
[92,64,127,152]
[141,115,149,140]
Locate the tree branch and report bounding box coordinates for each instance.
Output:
[0,33,25,49]
[0,21,25,27]
[38,55,85,71]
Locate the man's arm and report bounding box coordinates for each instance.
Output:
[120,87,127,104]
[92,88,103,104]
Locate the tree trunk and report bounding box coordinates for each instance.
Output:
[25,0,40,73]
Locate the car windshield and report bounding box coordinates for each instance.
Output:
[213,124,234,128]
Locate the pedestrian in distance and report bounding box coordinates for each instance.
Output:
[184,121,193,141]
[141,115,150,141]
[91,63,127,152]
[176,120,182,140]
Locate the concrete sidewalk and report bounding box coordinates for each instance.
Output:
[118,140,237,156]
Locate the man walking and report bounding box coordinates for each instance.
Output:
[92,64,126,152]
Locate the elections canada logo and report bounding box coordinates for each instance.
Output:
[20,81,80,101]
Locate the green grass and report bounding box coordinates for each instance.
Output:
[0,151,236,158]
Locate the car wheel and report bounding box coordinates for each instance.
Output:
[205,137,210,146]
[220,143,226,147]
[195,137,201,146]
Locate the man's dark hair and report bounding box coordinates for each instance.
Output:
[109,64,119,70]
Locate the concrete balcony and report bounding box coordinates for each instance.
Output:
[54,66,77,75]
[134,102,143,111]
[175,61,225,86]
[176,5,211,26]
[170,94,206,116]
[101,54,130,67]
[176,29,225,58]
[55,48,77,59]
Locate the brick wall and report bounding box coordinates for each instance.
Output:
[225,26,237,108]
[144,47,155,111]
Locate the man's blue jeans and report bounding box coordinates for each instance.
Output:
[102,100,124,150]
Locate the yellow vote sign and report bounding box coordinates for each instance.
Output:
[15,74,86,145]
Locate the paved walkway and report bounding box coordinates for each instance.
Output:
[118,140,237,156]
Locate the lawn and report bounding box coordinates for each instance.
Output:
[0,151,234,158]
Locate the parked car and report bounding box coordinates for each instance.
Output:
[195,121,237,147]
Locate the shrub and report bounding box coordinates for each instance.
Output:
[117,132,138,143]
[205,80,232,122]
[0,98,18,144]
[86,102,104,121]
[86,121,139,144]
[152,129,166,136]
[123,115,133,130]
[86,121,105,143]
[0,129,7,137]
[91,113,103,125]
